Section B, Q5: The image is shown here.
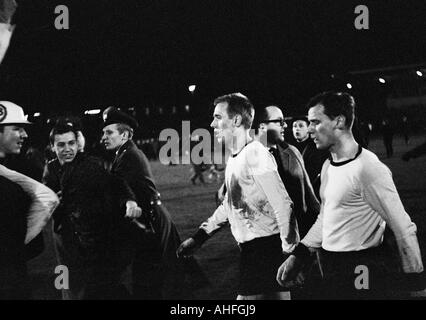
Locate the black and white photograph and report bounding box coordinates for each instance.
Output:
[0,0,425,308]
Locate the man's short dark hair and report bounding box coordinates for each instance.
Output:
[292,116,309,125]
[306,91,355,129]
[253,107,268,131]
[54,116,83,132]
[49,124,78,145]
[213,92,254,129]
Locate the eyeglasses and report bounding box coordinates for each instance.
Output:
[263,119,286,126]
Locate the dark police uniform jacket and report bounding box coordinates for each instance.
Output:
[110,140,207,299]
[111,140,182,261]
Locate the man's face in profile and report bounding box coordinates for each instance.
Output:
[0,125,28,156]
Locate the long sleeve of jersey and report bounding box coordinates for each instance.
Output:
[251,169,297,253]
[0,164,59,244]
[247,144,298,253]
[301,204,323,249]
[199,191,230,235]
[362,167,423,273]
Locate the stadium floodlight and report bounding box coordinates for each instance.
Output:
[346,83,352,89]
[84,109,101,115]
[378,77,386,84]
[188,85,196,93]
[416,70,423,77]
[33,112,41,117]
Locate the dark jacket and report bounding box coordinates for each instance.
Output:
[44,153,136,268]
[1,155,46,260]
[45,153,139,299]
[110,140,210,299]
[294,138,328,198]
[1,152,44,182]
[111,140,182,259]
[112,140,158,213]
[42,158,63,193]
[0,176,31,299]
[275,141,321,238]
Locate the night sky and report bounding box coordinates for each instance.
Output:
[0,0,425,130]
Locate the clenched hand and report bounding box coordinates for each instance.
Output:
[125,200,142,218]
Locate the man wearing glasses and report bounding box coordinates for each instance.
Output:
[255,106,322,299]
[256,106,320,239]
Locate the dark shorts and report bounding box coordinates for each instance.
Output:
[319,246,399,299]
[238,234,288,296]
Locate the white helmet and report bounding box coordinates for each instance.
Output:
[0,101,31,125]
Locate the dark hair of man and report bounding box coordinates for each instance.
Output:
[115,123,134,140]
[49,124,78,145]
[213,92,254,129]
[257,107,271,125]
[252,107,267,134]
[292,116,309,126]
[306,91,355,129]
